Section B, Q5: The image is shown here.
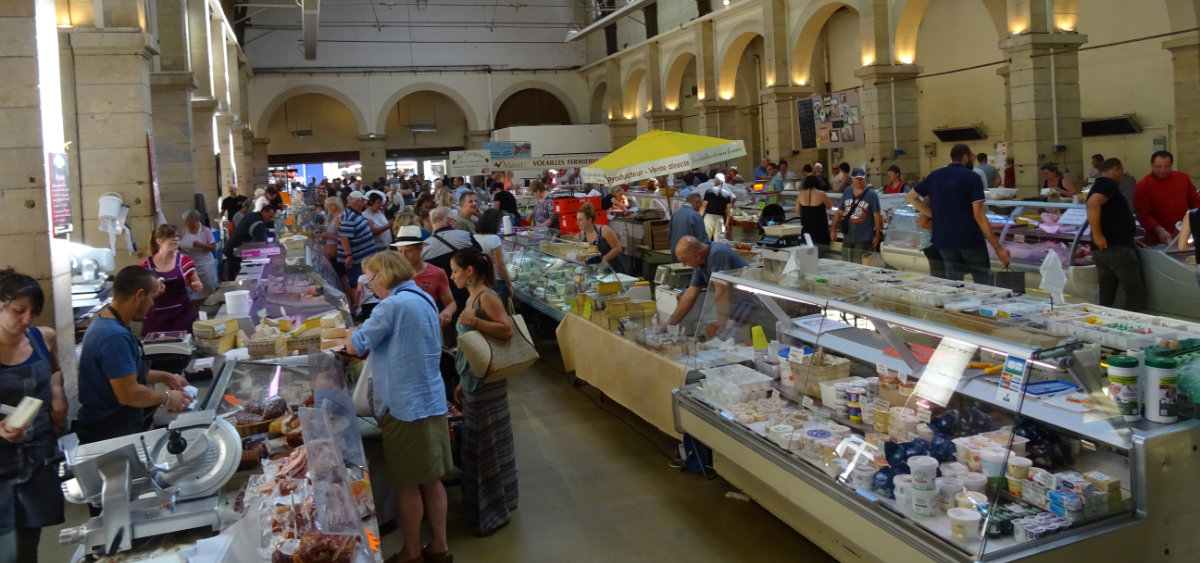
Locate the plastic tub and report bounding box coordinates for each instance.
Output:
[948,507,983,540]
[908,456,939,491]
[911,487,938,517]
[980,447,1010,478]
[962,472,987,493]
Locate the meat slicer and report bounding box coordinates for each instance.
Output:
[57,410,242,557]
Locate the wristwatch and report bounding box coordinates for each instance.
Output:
[162,390,170,407]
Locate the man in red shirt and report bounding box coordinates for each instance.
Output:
[1133,150,1200,245]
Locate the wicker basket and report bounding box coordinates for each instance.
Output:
[789,352,852,399]
[235,415,281,438]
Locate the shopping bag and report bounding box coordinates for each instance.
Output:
[458,313,539,382]
[351,361,374,417]
[989,267,1026,294]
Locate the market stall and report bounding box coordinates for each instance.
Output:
[669,260,1200,561]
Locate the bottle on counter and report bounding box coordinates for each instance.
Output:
[1144,356,1179,424]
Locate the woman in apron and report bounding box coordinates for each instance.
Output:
[140,224,203,336]
[179,210,219,303]
[0,269,66,563]
[575,202,627,275]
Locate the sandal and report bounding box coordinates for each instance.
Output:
[384,554,423,563]
[422,544,454,563]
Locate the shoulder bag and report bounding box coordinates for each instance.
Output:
[839,190,867,235]
[458,295,539,383]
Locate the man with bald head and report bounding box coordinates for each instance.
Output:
[664,236,749,335]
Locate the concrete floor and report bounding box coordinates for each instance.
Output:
[41,358,834,563]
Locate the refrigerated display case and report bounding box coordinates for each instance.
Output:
[502,230,638,321]
[673,265,1200,562]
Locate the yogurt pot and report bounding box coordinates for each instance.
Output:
[916,423,934,441]
[940,461,969,478]
[1008,435,1030,456]
[964,444,984,472]
[980,447,1010,478]
[948,507,982,541]
[908,456,939,491]
[893,474,914,497]
[956,490,989,510]
[1006,456,1033,480]
[911,487,939,517]
[962,472,988,493]
[1006,473,1024,497]
[936,476,964,512]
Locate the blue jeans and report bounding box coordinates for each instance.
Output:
[346,262,364,289]
[938,246,991,284]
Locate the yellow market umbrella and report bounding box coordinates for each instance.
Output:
[581,130,746,185]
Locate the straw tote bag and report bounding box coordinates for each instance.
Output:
[459,297,539,382]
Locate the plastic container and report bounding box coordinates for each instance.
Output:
[962,472,988,493]
[226,289,252,317]
[911,487,939,517]
[908,455,939,491]
[980,447,1009,479]
[940,461,969,478]
[1145,356,1179,424]
[948,507,983,540]
[1006,456,1033,479]
[936,476,964,512]
[956,490,989,510]
[1006,473,1024,497]
[1107,355,1141,422]
[893,474,914,497]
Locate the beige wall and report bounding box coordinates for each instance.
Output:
[914,0,1007,176]
[262,94,360,156]
[1077,0,1175,180]
[382,91,468,150]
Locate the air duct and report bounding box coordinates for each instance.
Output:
[302,0,319,60]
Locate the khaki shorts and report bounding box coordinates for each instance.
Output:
[378,412,454,487]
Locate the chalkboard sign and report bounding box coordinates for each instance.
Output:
[796,99,818,150]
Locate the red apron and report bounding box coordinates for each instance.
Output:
[142,254,196,335]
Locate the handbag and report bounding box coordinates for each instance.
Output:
[458,296,539,382]
[988,267,1026,295]
[839,190,867,235]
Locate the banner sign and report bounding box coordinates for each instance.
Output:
[448,150,492,176]
[482,141,532,158]
[491,153,607,172]
[47,153,71,234]
[809,88,864,148]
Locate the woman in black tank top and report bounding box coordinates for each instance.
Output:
[795,175,833,246]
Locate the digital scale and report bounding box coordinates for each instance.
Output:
[759,234,806,248]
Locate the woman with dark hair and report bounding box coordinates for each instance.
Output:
[449,249,518,537]
[1041,162,1076,198]
[883,165,911,194]
[415,192,437,233]
[362,191,394,249]
[796,175,833,246]
[575,202,625,274]
[473,209,514,300]
[0,269,66,562]
[139,224,202,335]
[833,162,852,192]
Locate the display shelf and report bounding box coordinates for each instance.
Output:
[513,287,565,322]
[781,322,915,377]
[956,375,1130,450]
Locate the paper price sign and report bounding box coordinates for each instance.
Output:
[802,396,815,411]
[912,338,978,407]
[583,301,592,319]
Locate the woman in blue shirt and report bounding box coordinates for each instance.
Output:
[347,251,452,563]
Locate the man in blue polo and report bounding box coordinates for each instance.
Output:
[906,144,1010,283]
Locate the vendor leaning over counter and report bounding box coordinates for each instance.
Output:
[75,266,192,445]
[663,236,749,337]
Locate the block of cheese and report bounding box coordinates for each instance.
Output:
[320,337,343,350]
[265,317,293,332]
[248,335,288,358]
[296,316,323,333]
[320,312,343,329]
[320,327,346,339]
[4,396,43,431]
[1083,471,1122,493]
[195,332,237,354]
[193,317,239,340]
[287,328,323,352]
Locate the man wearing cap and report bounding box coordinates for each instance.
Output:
[701,174,734,240]
[907,143,1011,283]
[392,226,458,326]
[830,168,883,263]
[339,191,380,288]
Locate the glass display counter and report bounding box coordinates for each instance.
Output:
[673,264,1200,561]
[502,230,639,322]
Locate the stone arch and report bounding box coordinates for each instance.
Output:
[494,89,573,128]
[894,0,1007,64]
[717,29,764,99]
[589,82,610,123]
[622,68,646,119]
[791,1,860,86]
[375,82,482,133]
[664,52,696,111]
[381,90,469,150]
[491,81,580,125]
[254,84,369,137]
[1165,0,1200,30]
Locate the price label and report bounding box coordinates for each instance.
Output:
[582,301,592,319]
[918,407,933,423]
[996,356,1028,405]
[876,363,888,376]
[802,396,815,411]
[873,399,890,412]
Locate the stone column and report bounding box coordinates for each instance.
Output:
[465,130,490,150]
[233,122,250,190]
[0,0,77,383]
[695,100,738,140]
[1000,32,1088,197]
[996,65,1013,154]
[760,85,815,165]
[151,72,198,223]
[215,112,236,191]
[71,28,159,266]
[645,43,665,115]
[693,21,717,106]
[251,137,270,187]
[187,0,212,97]
[358,136,388,183]
[854,64,922,185]
[645,110,683,132]
[1165,32,1200,186]
[191,97,219,204]
[608,118,638,150]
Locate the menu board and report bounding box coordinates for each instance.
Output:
[47,153,71,234]
[796,100,818,150]
[809,88,864,148]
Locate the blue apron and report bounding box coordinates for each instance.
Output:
[0,328,65,535]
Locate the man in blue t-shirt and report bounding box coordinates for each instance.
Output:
[339,191,381,287]
[830,168,883,264]
[665,236,749,336]
[907,143,1011,283]
[76,266,191,444]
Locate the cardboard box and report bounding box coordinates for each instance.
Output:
[193,318,239,340]
[195,332,237,354]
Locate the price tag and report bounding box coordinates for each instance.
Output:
[875,363,888,376]
[873,399,890,412]
[582,300,592,319]
[911,338,977,407]
[996,356,1028,406]
[802,396,815,411]
[917,407,933,423]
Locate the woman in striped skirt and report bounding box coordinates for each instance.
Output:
[449,249,519,536]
